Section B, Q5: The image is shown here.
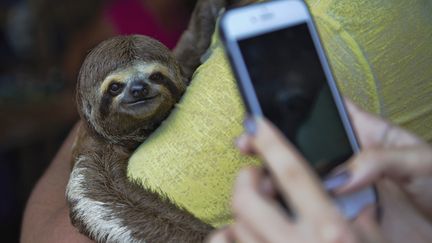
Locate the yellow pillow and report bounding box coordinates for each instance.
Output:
[128,33,261,227]
[128,0,432,228]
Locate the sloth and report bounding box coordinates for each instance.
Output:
[65,0,236,242]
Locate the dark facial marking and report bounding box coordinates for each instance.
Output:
[149,72,181,101]
[148,72,164,82]
[99,93,113,119]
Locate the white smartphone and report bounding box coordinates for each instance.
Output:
[220,0,377,219]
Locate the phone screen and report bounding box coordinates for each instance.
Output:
[238,23,353,177]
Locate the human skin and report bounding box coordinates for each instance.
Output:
[338,102,432,243]
[20,121,94,243]
[207,102,432,243]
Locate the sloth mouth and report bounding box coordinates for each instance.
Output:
[125,95,159,106]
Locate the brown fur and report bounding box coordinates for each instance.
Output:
[67,0,233,242]
[76,35,184,148]
[67,1,257,242]
[70,125,213,242]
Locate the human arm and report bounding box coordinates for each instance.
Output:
[20,122,94,243]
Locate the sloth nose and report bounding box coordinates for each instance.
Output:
[129,81,149,98]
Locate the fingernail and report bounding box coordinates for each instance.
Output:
[243,117,257,135]
[235,135,246,148]
[259,177,275,197]
[332,169,351,179]
[325,171,351,191]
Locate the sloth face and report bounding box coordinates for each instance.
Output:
[99,62,181,121]
[94,62,184,141]
[76,35,185,145]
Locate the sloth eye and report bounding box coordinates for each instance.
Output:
[149,72,164,81]
[109,82,123,96]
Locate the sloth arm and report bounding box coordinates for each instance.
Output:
[67,127,213,243]
[173,0,226,81]
[21,122,94,243]
[173,0,252,80]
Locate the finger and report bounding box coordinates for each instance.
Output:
[236,137,276,197]
[354,204,377,222]
[232,222,265,243]
[344,100,390,148]
[259,174,277,198]
[345,99,422,147]
[249,118,337,218]
[232,167,293,243]
[336,145,432,194]
[205,227,234,243]
[352,206,386,243]
[235,133,255,155]
[301,219,357,243]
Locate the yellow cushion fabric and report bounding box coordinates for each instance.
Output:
[128,33,261,227]
[128,0,432,228]
[308,0,432,140]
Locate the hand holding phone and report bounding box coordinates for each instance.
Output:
[218,119,385,243]
[220,0,377,219]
